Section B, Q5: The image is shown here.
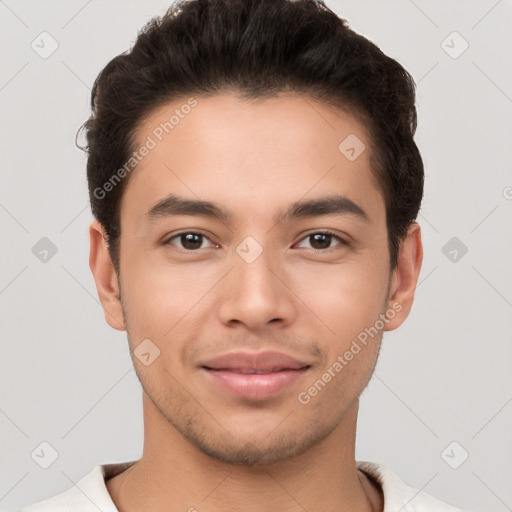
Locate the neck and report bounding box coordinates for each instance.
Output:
[107,394,382,512]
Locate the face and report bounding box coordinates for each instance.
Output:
[91,93,419,466]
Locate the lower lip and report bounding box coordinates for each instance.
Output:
[202,367,310,400]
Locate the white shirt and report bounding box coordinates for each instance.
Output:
[20,460,470,511]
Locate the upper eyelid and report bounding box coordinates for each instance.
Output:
[165,230,216,243]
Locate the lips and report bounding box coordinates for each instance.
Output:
[200,350,311,373]
[200,351,312,400]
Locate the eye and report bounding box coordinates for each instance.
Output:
[164,232,217,251]
[164,230,348,252]
[295,231,348,251]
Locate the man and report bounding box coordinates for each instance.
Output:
[21,0,471,510]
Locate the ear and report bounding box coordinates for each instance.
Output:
[384,222,423,331]
[89,220,126,331]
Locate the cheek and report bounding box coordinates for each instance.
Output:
[121,249,215,335]
[292,259,388,342]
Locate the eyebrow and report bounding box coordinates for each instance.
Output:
[144,193,369,225]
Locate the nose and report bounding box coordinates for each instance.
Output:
[217,244,297,332]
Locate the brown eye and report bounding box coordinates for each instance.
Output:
[296,231,347,251]
[165,232,213,250]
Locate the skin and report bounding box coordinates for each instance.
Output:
[89,93,423,512]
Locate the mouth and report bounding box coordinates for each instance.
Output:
[198,350,313,400]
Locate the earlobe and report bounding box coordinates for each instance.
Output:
[88,220,126,331]
[384,222,423,332]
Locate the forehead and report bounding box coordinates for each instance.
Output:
[121,93,384,230]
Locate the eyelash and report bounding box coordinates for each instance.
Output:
[163,230,349,252]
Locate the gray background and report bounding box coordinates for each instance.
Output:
[1,0,511,510]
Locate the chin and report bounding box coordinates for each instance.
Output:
[177,414,338,467]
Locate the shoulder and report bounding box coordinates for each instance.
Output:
[19,462,135,512]
[357,460,474,512]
